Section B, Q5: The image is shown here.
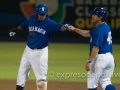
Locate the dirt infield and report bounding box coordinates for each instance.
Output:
[0,80,119,90]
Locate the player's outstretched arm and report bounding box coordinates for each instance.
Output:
[68,25,90,38]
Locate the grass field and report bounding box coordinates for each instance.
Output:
[0,42,120,83]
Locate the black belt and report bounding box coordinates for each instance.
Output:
[30,47,44,50]
[98,52,111,54]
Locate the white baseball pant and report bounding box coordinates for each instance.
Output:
[87,52,115,90]
[16,45,48,90]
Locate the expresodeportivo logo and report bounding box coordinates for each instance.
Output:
[19,0,74,23]
[48,71,120,79]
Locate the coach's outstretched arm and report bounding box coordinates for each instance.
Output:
[68,25,90,38]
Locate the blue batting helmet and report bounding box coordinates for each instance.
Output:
[35,4,48,14]
[90,7,107,18]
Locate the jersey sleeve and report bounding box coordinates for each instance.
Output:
[50,21,63,33]
[20,19,29,29]
[93,28,104,47]
[89,29,93,36]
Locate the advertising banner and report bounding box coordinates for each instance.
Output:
[0,0,120,38]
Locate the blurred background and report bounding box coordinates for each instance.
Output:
[0,0,120,86]
[0,0,120,43]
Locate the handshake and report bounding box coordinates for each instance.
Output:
[64,24,75,32]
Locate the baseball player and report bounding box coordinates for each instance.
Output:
[68,7,116,90]
[9,4,69,90]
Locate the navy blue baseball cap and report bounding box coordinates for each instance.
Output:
[90,7,107,18]
[35,4,48,14]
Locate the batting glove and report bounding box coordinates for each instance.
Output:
[9,28,18,37]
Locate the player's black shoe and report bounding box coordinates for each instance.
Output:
[16,85,24,90]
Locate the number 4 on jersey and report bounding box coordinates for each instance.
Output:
[107,32,112,45]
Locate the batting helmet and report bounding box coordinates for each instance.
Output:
[35,4,48,14]
[90,7,107,18]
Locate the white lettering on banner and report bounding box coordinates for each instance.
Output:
[85,0,92,5]
[75,6,92,17]
[110,7,117,17]
[118,7,120,16]
[101,6,120,17]
[29,26,46,35]
[85,7,91,16]
[76,0,120,5]
[75,6,120,17]
[76,0,84,4]
[75,0,120,29]
[75,6,84,16]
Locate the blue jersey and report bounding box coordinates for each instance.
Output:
[89,23,112,54]
[20,14,62,49]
